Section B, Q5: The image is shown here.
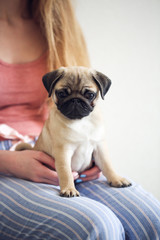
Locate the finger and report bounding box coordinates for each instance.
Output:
[72,171,79,180]
[42,177,59,186]
[75,173,101,184]
[43,167,59,179]
[80,165,101,178]
[34,176,59,185]
[34,151,55,169]
[37,165,59,185]
[82,172,101,182]
[42,171,79,185]
[86,172,101,181]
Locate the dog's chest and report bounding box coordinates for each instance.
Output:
[71,141,94,172]
[66,116,103,142]
[69,119,103,172]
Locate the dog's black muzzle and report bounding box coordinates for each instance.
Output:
[57,98,94,120]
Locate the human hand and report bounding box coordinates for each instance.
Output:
[75,164,101,184]
[4,150,78,186]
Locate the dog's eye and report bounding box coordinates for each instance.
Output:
[84,91,95,100]
[56,90,69,99]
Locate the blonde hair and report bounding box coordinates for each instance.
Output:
[30,0,90,71]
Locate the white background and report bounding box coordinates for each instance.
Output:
[75,0,160,200]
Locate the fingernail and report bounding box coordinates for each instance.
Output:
[75,179,82,184]
[73,172,79,177]
[80,174,86,178]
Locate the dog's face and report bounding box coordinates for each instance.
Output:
[42,66,111,120]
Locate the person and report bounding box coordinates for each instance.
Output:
[0,0,159,239]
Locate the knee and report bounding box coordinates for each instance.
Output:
[138,210,160,240]
[71,198,125,240]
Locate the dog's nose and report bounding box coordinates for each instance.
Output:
[71,98,80,103]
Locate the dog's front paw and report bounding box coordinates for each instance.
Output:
[60,188,80,197]
[108,176,131,188]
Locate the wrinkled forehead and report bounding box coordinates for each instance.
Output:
[55,68,98,92]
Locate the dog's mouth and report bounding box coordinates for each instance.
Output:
[57,98,94,120]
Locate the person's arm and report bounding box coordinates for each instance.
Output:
[0,150,63,185]
[0,150,100,184]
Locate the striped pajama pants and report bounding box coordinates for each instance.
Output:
[0,140,160,240]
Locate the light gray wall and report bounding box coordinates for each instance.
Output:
[75,0,160,200]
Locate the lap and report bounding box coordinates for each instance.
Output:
[1,175,160,240]
[76,176,160,240]
[0,174,124,240]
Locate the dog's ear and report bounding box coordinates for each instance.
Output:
[42,68,65,97]
[92,71,111,99]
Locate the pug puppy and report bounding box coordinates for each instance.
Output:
[17,66,131,197]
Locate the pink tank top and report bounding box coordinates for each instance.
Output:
[0,52,49,138]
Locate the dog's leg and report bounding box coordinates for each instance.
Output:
[94,141,131,187]
[53,146,80,197]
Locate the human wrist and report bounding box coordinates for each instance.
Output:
[0,150,17,175]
